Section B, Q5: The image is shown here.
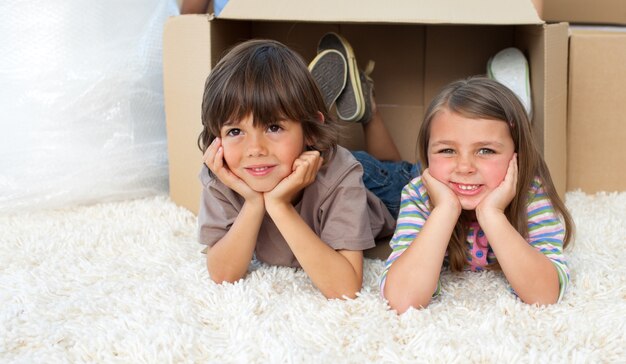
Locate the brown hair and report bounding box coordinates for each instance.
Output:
[417,76,573,272]
[198,39,338,162]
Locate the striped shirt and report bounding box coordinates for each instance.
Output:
[380,176,569,301]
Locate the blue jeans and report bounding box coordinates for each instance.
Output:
[352,151,421,218]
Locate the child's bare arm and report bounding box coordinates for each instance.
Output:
[203,138,265,283]
[477,213,559,305]
[263,151,363,299]
[267,203,364,299]
[384,209,457,312]
[206,199,265,283]
[477,156,559,304]
[384,170,460,312]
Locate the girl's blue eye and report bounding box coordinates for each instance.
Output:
[438,148,454,154]
[478,148,495,155]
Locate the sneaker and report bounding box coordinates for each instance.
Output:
[487,47,533,119]
[308,49,347,111]
[317,32,365,122]
[354,61,376,124]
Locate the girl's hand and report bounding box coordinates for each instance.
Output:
[203,138,262,202]
[264,150,323,207]
[422,168,462,216]
[477,153,518,216]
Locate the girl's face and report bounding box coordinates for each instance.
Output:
[220,113,306,192]
[427,109,515,210]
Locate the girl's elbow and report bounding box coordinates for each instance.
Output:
[521,293,559,306]
[519,280,560,305]
[384,285,433,313]
[519,286,559,305]
[388,296,431,314]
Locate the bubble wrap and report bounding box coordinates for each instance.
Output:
[0,0,180,214]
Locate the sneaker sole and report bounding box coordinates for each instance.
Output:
[308,49,347,110]
[318,32,365,122]
[487,47,533,118]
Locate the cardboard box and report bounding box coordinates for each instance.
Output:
[541,0,626,25]
[163,0,569,214]
[567,27,626,193]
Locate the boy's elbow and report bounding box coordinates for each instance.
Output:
[324,290,358,300]
[207,264,245,284]
[206,251,247,284]
[321,283,361,300]
[325,292,356,300]
[208,273,241,284]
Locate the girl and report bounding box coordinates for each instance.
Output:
[381,77,573,313]
[197,39,396,299]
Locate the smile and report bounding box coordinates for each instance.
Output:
[244,165,276,177]
[458,184,479,191]
[451,182,483,195]
[251,167,269,172]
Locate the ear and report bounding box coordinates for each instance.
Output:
[316,111,325,124]
[305,111,324,148]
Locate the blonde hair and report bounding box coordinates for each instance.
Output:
[417,76,573,272]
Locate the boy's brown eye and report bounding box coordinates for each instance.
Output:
[268,124,282,133]
[226,128,241,137]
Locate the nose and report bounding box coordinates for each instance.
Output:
[455,153,476,174]
[246,131,268,157]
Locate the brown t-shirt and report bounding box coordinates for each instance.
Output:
[197,146,396,268]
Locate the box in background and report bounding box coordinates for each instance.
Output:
[539,0,626,25]
[567,27,626,193]
[163,0,568,214]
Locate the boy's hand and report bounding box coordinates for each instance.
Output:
[203,138,262,203]
[422,168,462,216]
[264,150,323,207]
[477,153,518,216]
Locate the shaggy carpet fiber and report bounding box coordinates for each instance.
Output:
[1,191,625,363]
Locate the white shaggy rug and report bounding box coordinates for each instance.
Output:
[1,191,625,362]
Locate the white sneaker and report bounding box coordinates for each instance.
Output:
[487,47,533,120]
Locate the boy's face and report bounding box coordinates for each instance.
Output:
[427,109,515,210]
[219,113,306,192]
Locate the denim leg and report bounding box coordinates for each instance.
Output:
[352,151,419,218]
[410,160,422,178]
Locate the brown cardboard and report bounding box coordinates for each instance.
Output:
[567,28,626,193]
[163,1,568,214]
[540,0,626,25]
[218,0,541,24]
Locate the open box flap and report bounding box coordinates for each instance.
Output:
[216,0,542,25]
